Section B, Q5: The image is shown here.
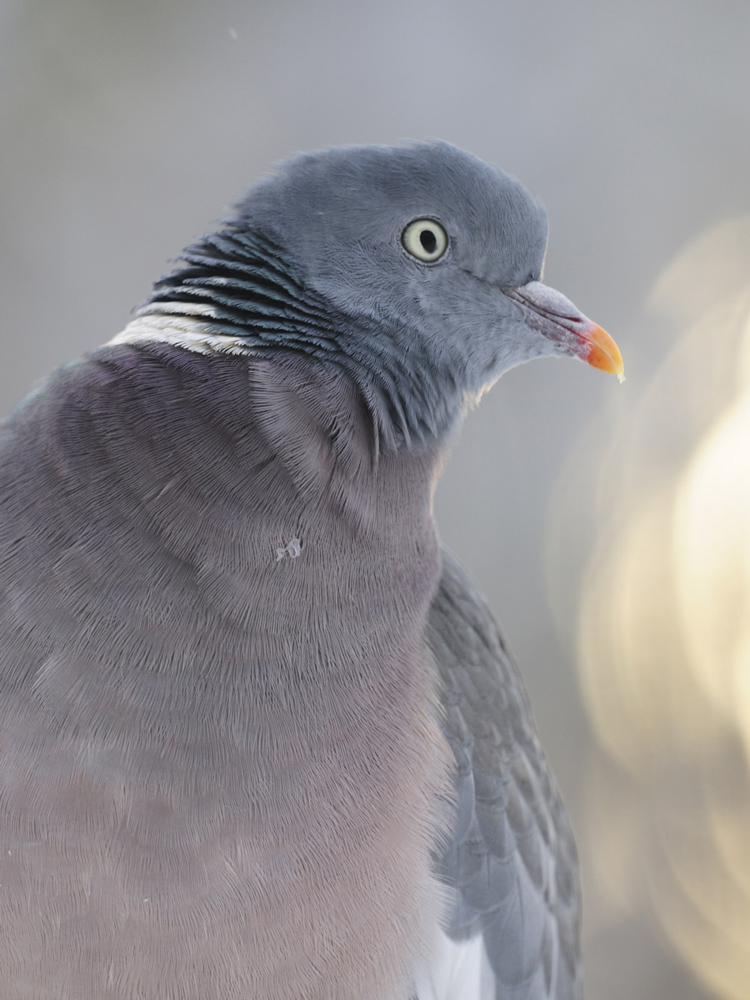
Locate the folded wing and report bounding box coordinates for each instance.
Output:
[420,548,582,1000]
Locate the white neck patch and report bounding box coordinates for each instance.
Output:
[107,307,256,358]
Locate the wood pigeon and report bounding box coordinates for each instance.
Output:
[0,141,622,999]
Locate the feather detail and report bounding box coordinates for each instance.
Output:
[415,925,496,1000]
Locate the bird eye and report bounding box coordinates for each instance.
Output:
[401,219,448,263]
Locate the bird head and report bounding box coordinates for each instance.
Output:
[120,141,622,450]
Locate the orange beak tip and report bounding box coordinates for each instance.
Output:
[584,323,625,380]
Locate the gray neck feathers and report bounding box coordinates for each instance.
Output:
[121,225,460,452]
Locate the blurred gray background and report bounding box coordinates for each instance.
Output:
[3,2,750,997]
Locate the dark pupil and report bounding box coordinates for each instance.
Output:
[419,228,437,254]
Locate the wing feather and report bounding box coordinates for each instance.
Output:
[422,547,582,1000]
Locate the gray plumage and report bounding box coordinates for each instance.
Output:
[428,552,580,999]
[0,141,616,999]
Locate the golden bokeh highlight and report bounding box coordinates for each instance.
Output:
[552,218,750,998]
[675,369,750,744]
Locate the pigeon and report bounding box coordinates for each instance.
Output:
[0,141,622,1000]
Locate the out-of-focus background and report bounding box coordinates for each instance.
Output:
[2,1,750,996]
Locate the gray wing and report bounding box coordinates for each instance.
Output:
[424,547,582,1000]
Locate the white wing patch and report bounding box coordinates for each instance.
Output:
[414,926,495,1000]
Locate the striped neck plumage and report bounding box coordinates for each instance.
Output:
[111,228,341,358]
[109,225,457,452]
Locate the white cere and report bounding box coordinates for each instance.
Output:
[402,219,449,263]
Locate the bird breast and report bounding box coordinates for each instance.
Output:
[0,343,452,1000]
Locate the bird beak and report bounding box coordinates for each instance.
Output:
[503,280,624,378]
